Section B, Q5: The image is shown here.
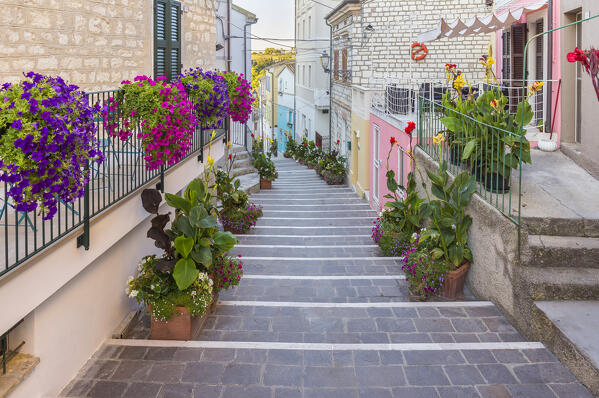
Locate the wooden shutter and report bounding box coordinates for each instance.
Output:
[341,48,348,82]
[534,20,544,125]
[510,23,527,85]
[501,30,511,81]
[333,50,339,81]
[154,0,181,82]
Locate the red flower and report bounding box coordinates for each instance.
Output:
[567,47,590,72]
[228,154,232,160]
[251,133,254,138]
[336,139,340,144]
[405,121,416,136]
[390,137,397,146]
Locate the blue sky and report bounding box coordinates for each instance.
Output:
[233,0,295,51]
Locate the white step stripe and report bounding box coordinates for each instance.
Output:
[254,193,355,197]
[256,204,371,207]
[107,339,545,351]
[253,198,360,202]
[219,300,492,308]
[241,257,403,260]
[254,226,372,229]
[242,275,403,280]
[237,234,371,238]
[235,244,378,248]
[263,210,374,213]
[261,217,376,220]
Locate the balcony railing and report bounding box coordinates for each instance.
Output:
[1,90,223,278]
[417,94,524,226]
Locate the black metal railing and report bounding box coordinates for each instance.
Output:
[1,90,224,278]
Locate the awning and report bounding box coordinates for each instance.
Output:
[417,0,547,42]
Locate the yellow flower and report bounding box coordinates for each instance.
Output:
[207,155,214,166]
[210,130,216,140]
[406,149,412,157]
[529,81,544,93]
[490,99,499,110]
[227,141,231,149]
[432,133,445,145]
[453,74,467,91]
[488,56,495,66]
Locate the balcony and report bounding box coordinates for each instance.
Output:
[314,88,330,110]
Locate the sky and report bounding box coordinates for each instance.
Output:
[232,0,295,51]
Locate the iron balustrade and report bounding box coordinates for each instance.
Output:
[0,89,225,278]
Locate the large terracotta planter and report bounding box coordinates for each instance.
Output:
[260,178,272,189]
[150,292,218,340]
[442,262,471,300]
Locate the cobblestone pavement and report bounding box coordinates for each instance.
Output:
[61,158,593,398]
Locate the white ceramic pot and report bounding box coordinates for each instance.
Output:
[538,139,558,152]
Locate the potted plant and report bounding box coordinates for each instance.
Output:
[254,153,278,189]
[419,161,476,299]
[283,132,296,158]
[180,68,230,129]
[218,71,254,124]
[269,137,278,157]
[251,134,264,159]
[323,154,346,185]
[133,178,237,340]
[216,151,263,234]
[0,72,104,219]
[104,76,197,171]
[295,138,309,164]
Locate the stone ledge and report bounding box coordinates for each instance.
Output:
[0,353,40,398]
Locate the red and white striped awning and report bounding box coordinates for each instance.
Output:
[417,0,547,42]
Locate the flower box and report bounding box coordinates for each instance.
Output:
[441,262,470,300]
[150,292,218,340]
[260,178,272,190]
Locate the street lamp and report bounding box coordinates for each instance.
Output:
[320,50,330,73]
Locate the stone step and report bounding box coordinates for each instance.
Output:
[533,300,599,395]
[61,342,591,398]
[260,210,378,218]
[232,151,250,161]
[256,217,376,227]
[236,234,375,246]
[247,225,374,235]
[523,235,599,269]
[242,260,402,276]
[518,266,599,301]
[237,172,260,195]
[229,245,382,259]
[523,217,599,238]
[233,158,252,169]
[198,301,523,344]
[257,204,372,211]
[230,165,256,179]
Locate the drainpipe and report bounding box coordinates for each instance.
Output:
[546,0,553,134]
[326,19,333,153]
[244,17,258,148]
[294,0,297,143]
[227,0,232,72]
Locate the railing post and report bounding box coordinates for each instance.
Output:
[77,170,90,250]
[198,126,204,163]
[156,165,165,193]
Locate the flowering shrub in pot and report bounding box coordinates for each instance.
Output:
[131,177,238,339]
[283,132,296,158]
[180,68,230,129]
[218,71,254,124]
[254,153,278,189]
[294,137,309,163]
[213,254,244,290]
[323,154,346,185]
[0,72,104,219]
[216,151,263,234]
[250,133,264,159]
[104,76,196,171]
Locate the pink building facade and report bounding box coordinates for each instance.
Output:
[369,113,414,212]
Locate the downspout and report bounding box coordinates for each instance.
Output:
[227,0,232,72]
[294,0,297,142]
[244,17,258,149]
[326,19,333,153]
[546,0,553,133]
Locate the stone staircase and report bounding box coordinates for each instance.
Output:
[219,144,259,194]
[515,152,599,396]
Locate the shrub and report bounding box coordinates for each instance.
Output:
[401,234,451,300]
[218,71,254,123]
[180,68,230,129]
[254,153,278,182]
[0,72,104,219]
[213,255,244,290]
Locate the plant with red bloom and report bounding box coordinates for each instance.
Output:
[568,47,599,101]
[405,121,416,136]
[390,136,397,146]
[336,139,340,144]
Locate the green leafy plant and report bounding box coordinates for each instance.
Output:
[141,178,237,291]
[127,255,214,321]
[283,132,296,158]
[254,153,278,182]
[401,235,451,300]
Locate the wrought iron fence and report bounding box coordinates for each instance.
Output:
[0,90,223,278]
[417,94,523,226]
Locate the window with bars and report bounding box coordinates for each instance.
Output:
[341,48,348,82]
[154,0,182,82]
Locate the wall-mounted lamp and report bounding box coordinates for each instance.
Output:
[320,50,331,74]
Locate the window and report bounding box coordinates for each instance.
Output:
[308,65,312,87]
[341,48,348,82]
[302,19,306,39]
[154,0,181,81]
[302,65,306,85]
[333,50,339,80]
[266,76,271,91]
[501,29,511,81]
[308,16,312,39]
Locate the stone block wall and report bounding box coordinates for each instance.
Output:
[358,0,493,86]
[0,0,216,91]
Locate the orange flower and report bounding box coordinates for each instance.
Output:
[490,99,499,110]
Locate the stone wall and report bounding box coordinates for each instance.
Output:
[358,0,493,86]
[0,0,216,91]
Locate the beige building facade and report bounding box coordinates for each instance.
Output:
[0,0,217,90]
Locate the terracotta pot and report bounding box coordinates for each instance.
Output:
[260,178,272,189]
[149,292,218,341]
[442,262,471,300]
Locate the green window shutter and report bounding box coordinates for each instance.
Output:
[154,0,181,82]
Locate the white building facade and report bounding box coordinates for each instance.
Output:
[295,0,342,149]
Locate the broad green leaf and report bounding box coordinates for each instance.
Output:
[440,116,458,132]
[191,247,212,268]
[173,216,195,238]
[173,258,199,290]
[186,179,207,201]
[174,235,194,258]
[196,215,218,228]
[213,231,237,252]
[462,139,477,161]
[165,193,191,214]
[198,238,212,248]
[431,248,444,260]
